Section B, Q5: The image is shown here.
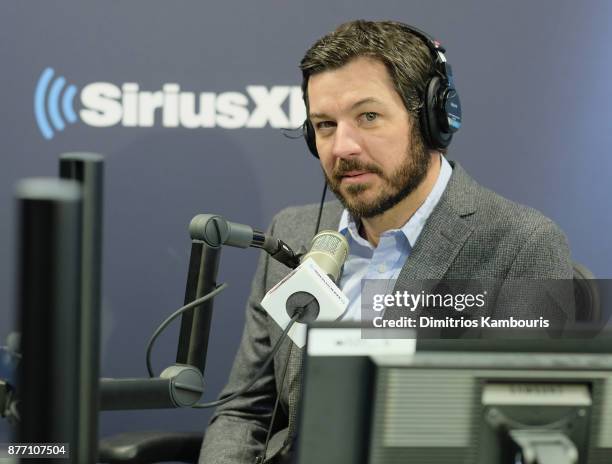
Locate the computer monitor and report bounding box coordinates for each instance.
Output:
[296,323,612,464]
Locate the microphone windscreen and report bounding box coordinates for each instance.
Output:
[301,230,349,283]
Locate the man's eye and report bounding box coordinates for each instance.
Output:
[363,112,378,122]
[316,121,335,130]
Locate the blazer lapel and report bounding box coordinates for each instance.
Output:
[394,161,477,292]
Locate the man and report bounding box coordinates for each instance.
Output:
[199,20,573,463]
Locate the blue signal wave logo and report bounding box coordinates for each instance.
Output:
[34,68,78,140]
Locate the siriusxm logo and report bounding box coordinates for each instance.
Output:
[34,68,79,139]
[34,67,306,140]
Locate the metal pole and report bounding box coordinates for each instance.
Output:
[176,242,221,375]
[59,152,104,464]
[16,178,82,464]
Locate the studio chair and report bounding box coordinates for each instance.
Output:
[572,262,600,323]
[98,431,203,463]
[98,262,600,463]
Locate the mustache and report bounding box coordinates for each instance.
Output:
[332,159,383,180]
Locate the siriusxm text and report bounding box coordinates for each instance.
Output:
[80,83,306,129]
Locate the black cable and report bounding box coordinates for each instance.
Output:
[145,283,228,378]
[193,310,302,409]
[257,342,293,464]
[314,181,327,236]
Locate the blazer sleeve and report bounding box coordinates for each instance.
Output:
[198,219,278,464]
[505,218,573,280]
[494,218,576,325]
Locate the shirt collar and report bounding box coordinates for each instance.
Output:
[338,155,453,248]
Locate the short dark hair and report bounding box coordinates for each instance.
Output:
[300,20,435,121]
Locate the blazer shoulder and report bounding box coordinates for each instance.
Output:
[467,180,572,277]
[471,181,565,240]
[271,201,343,236]
[272,202,322,225]
[445,171,572,279]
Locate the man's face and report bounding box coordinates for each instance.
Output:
[307,56,431,219]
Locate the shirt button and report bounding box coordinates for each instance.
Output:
[377,264,386,273]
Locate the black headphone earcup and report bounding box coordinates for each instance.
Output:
[419,79,435,150]
[303,120,319,158]
[421,76,453,150]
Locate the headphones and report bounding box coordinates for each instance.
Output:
[303,23,462,157]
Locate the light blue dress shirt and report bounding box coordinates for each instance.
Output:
[337,156,453,321]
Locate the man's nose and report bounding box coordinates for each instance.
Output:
[331,122,362,159]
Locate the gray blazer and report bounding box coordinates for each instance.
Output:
[198,162,573,464]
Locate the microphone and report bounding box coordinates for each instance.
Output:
[189,214,300,269]
[300,230,349,283]
[261,230,350,348]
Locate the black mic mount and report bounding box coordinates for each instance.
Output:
[102,213,300,411]
[100,365,204,410]
[188,214,301,269]
[174,214,300,380]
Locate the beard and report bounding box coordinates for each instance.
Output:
[323,131,431,219]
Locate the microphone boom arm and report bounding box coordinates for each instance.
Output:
[189,214,300,269]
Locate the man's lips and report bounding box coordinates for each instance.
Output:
[338,171,377,183]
